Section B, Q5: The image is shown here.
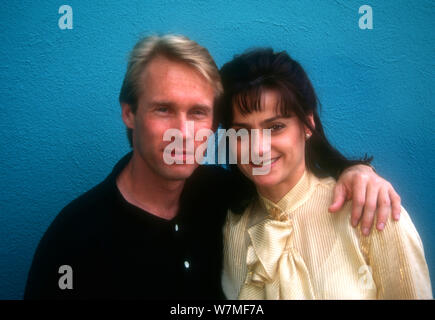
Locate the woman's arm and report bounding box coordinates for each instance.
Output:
[368,207,432,299]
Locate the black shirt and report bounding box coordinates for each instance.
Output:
[24,153,232,299]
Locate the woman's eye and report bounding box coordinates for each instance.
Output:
[270,123,285,131]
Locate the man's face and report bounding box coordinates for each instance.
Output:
[123,55,215,180]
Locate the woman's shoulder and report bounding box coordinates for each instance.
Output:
[306,173,338,204]
[312,173,421,244]
[368,206,424,249]
[312,174,337,191]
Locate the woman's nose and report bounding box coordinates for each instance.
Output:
[250,129,272,163]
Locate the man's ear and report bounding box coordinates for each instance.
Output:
[121,103,135,129]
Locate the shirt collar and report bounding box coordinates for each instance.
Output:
[259,171,318,220]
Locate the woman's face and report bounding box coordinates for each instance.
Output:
[231,89,312,194]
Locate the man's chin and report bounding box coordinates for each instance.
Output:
[159,164,199,181]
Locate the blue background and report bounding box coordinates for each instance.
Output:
[1,1,434,299]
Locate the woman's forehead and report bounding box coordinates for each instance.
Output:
[232,88,287,118]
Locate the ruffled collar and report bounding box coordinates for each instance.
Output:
[238,170,318,299]
[259,171,318,221]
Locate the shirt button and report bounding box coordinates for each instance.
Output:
[280,214,288,222]
[184,260,190,269]
[175,224,179,232]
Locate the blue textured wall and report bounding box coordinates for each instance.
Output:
[1,1,434,299]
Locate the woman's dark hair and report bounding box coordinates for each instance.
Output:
[219,48,372,213]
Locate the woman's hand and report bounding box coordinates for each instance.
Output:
[329,165,401,236]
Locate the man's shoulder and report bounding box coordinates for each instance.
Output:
[62,178,113,217]
[53,153,131,230]
[45,177,115,243]
[25,154,133,299]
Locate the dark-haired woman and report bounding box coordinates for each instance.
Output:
[221,49,432,299]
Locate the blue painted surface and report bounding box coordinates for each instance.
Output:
[0,1,433,299]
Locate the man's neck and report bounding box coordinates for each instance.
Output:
[116,151,186,220]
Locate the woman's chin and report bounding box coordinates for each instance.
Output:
[249,173,280,188]
[239,165,281,188]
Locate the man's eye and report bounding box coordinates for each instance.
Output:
[156,107,169,113]
[192,109,206,115]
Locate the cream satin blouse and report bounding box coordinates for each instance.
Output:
[222,171,432,299]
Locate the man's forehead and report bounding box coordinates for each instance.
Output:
[139,56,215,103]
[142,55,201,81]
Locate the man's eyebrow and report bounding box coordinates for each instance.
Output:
[149,101,212,110]
[150,100,174,107]
[191,104,212,111]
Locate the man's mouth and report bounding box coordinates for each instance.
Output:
[170,150,194,156]
[162,149,194,155]
[163,150,195,162]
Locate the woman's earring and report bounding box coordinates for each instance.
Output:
[305,132,311,139]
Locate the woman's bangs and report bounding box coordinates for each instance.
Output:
[232,85,299,118]
[232,86,264,115]
[275,83,301,118]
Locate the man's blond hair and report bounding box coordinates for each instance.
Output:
[119,34,223,146]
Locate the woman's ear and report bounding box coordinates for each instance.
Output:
[307,113,315,130]
[305,113,315,139]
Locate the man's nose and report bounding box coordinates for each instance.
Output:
[176,115,194,141]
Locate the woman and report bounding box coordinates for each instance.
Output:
[220,48,432,299]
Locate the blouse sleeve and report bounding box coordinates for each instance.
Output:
[368,207,432,299]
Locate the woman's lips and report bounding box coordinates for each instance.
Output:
[249,156,280,168]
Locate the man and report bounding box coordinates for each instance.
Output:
[24,34,401,299]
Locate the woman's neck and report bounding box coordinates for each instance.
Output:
[257,166,306,204]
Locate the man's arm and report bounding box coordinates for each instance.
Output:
[329,165,401,236]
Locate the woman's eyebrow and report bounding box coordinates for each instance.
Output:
[232,116,285,128]
[261,116,284,125]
